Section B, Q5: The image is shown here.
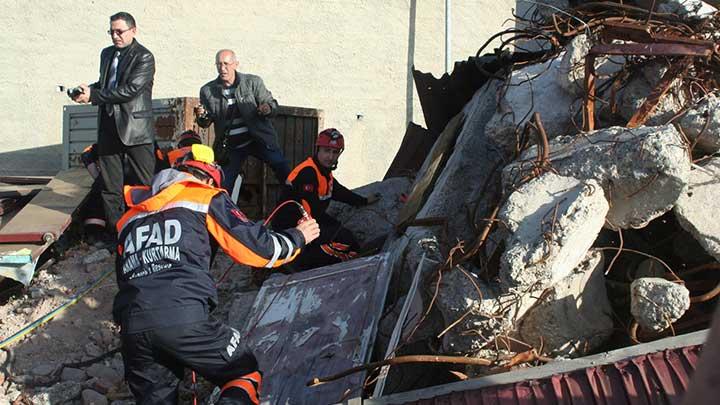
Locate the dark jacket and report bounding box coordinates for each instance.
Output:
[113,169,305,333]
[197,72,280,152]
[90,39,156,146]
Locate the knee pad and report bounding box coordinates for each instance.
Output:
[220,371,262,404]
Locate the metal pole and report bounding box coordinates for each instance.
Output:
[445,0,451,73]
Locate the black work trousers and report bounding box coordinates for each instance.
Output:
[292,215,359,271]
[121,318,259,405]
[97,111,155,230]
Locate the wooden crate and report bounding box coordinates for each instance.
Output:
[236,106,323,219]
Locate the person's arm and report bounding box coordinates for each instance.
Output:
[206,192,308,268]
[333,179,369,207]
[89,50,155,105]
[253,76,279,117]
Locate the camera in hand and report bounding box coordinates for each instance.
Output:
[67,86,84,99]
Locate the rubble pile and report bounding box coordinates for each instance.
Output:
[369,0,720,392]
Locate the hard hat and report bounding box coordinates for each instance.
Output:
[174,144,224,187]
[315,128,345,152]
[176,130,202,148]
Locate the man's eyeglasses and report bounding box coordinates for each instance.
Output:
[107,28,133,36]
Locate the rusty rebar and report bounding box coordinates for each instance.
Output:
[307,355,492,387]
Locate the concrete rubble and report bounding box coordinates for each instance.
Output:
[515,250,614,357]
[504,125,691,229]
[678,95,720,154]
[499,172,608,289]
[631,277,691,332]
[3,1,720,402]
[368,0,720,391]
[674,159,720,261]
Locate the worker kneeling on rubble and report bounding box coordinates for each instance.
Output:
[272,128,379,271]
[113,144,319,405]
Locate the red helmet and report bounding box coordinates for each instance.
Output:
[176,130,202,148]
[173,144,224,187]
[316,128,344,152]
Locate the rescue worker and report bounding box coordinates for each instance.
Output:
[155,129,204,170]
[113,144,319,404]
[272,128,379,271]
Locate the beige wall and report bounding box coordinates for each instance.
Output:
[1,0,514,186]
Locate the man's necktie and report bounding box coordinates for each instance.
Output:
[108,51,120,89]
[106,51,120,115]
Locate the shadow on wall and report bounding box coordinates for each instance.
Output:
[0,144,63,177]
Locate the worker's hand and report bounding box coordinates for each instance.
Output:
[296,218,320,245]
[75,84,91,104]
[366,192,381,205]
[257,103,272,116]
[194,104,207,117]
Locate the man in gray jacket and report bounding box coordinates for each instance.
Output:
[196,49,289,197]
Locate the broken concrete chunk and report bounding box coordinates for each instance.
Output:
[515,250,613,357]
[678,95,720,154]
[631,277,690,332]
[656,0,717,17]
[504,125,690,229]
[674,159,720,261]
[499,172,608,289]
[557,34,625,97]
[485,56,578,152]
[618,61,686,127]
[327,176,411,247]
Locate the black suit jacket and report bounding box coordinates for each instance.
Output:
[90,39,156,146]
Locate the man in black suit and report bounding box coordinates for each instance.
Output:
[73,11,156,232]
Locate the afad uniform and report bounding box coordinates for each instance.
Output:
[114,169,304,405]
[274,156,367,271]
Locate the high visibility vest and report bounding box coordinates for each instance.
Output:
[285,157,333,201]
[116,180,221,236]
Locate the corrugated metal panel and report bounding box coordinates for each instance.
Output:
[369,331,706,405]
[241,253,391,405]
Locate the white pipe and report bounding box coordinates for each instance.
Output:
[445,0,451,73]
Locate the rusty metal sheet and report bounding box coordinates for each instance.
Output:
[600,21,717,47]
[589,43,714,57]
[241,253,393,404]
[367,331,706,405]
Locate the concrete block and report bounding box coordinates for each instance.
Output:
[504,125,691,229]
[631,277,690,332]
[678,95,720,154]
[557,34,626,98]
[516,250,613,357]
[327,177,411,247]
[486,56,578,152]
[674,159,720,261]
[657,0,717,17]
[499,172,608,289]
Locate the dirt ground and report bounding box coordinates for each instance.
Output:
[0,239,256,404]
